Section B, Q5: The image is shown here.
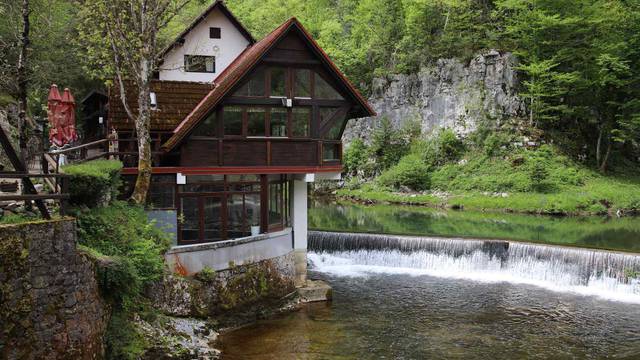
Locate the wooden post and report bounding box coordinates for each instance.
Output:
[60,176,69,216]
[0,123,51,219]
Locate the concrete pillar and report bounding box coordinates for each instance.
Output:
[292,178,308,286]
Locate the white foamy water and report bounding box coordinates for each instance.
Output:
[308,231,640,304]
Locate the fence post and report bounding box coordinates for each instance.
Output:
[60,176,69,216]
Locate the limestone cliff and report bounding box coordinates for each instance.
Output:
[344,50,526,144]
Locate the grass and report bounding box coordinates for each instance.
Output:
[338,144,640,216]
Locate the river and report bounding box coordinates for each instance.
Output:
[219,201,640,359]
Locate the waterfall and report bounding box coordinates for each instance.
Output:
[308,231,640,303]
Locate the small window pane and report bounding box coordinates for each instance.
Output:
[193,111,217,137]
[270,68,286,97]
[148,175,175,209]
[291,107,310,137]
[294,69,311,98]
[269,182,283,227]
[323,143,341,161]
[180,197,200,241]
[203,197,222,241]
[315,73,343,99]
[228,194,261,238]
[326,118,347,140]
[247,107,266,136]
[270,108,287,137]
[210,27,221,39]
[223,106,243,136]
[235,68,265,97]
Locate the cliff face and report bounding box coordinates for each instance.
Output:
[344,51,526,144]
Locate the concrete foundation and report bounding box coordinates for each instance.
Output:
[165,228,293,275]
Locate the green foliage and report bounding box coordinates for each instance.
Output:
[75,201,170,307]
[62,160,123,208]
[412,128,464,167]
[343,138,369,177]
[194,266,216,283]
[377,154,431,191]
[105,310,148,360]
[369,117,411,171]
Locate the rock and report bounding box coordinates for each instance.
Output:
[344,51,526,145]
[298,279,332,303]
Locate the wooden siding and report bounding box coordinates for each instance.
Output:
[109,80,213,131]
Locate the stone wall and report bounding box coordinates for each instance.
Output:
[149,251,296,319]
[344,50,526,144]
[0,219,109,360]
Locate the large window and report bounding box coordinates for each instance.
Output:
[223,106,243,136]
[178,175,262,244]
[184,55,215,73]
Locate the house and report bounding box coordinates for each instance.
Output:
[106,1,375,284]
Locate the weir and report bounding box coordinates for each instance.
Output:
[308,231,640,302]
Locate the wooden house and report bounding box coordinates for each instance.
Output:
[106,1,374,280]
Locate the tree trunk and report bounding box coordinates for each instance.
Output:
[130,59,152,204]
[599,141,612,174]
[596,126,602,166]
[17,0,30,169]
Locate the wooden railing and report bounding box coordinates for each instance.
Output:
[0,173,70,218]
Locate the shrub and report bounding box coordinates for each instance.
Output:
[369,117,411,171]
[62,159,123,207]
[483,132,512,157]
[377,154,431,191]
[75,201,170,307]
[343,138,369,176]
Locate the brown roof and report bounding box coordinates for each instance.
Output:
[161,17,376,151]
[108,80,214,131]
[158,0,255,61]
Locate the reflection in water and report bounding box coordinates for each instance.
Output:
[220,270,640,359]
[309,200,640,253]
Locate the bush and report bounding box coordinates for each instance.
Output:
[62,159,123,207]
[343,138,369,176]
[377,154,431,191]
[75,201,170,307]
[369,117,411,171]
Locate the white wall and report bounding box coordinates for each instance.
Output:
[159,7,250,82]
[165,229,293,274]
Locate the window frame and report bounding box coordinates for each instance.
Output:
[184,55,216,73]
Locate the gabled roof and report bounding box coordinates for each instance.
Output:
[161,17,376,151]
[158,0,255,61]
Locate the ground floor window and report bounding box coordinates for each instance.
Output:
[140,173,291,244]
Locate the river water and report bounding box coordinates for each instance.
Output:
[220,203,640,359]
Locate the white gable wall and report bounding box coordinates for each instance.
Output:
[159,7,250,82]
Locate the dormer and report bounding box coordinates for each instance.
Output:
[158,1,255,83]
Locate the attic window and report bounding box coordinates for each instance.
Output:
[184,55,215,73]
[210,27,221,39]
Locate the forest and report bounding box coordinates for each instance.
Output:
[1,0,639,209]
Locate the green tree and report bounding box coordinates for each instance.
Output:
[78,0,192,204]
